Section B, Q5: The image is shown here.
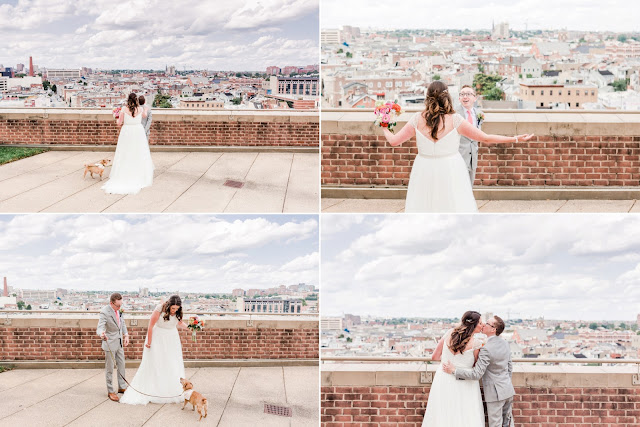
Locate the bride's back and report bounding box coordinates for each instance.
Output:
[441,330,476,369]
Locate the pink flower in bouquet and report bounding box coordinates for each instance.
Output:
[374,100,403,133]
[112,106,121,120]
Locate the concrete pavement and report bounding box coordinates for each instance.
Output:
[0,366,318,426]
[322,198,640,213]
[0,151,319,213]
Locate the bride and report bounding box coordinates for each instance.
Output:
[120,295,187,405]
[422,311,485,426]
[102,93,155,195]
[382,81,534,213]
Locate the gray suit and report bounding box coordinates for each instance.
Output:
[141,106,152,140]
[455,335,515,427]
[457,105,483,184]
[96,305,128,394]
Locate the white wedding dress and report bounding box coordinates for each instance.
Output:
[422,332,485,426]
[102,110,154,195]
[120,305,184,405]
[405,113,478,213]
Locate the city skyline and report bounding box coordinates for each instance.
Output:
[0,0,319,70]
[0,214,318,293]
[321,0,639,32]
[322,214,640,321]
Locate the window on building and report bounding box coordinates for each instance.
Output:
[576,90,579,96]
[568,90,571,95]
[591,90,595,96]
[568,102,571,107]
[576,102,579,107]
[385,81,392,88]
[541,90,544,95]
[377,82,382,88]
[550,90,553,96]
[559,90,562,95]
[396,81,402,87]
[531,90,534,95]
[540,102,544,107]
[405,81,411,87]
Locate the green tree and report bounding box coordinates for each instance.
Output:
[589,322,598,330]
[346,52,353,58]
[612,79,628,92]
[153,94,173,108]
[619,322,627,329]
[477,63,485,73]
[579,37,586,43]
[473,73,502,95]
[51,84,57,93]
[231,97,242,105]
[618,34,627,43]
[337,48,343,54]
[483,86,504,101]
[346,337,353,343]
[42,80,50,91]
[338,334,344,339]
[526,73,533,78]
[17,301,25,310]
[26,304,32,310]
[433,74,441,81]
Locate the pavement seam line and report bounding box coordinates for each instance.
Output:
[281,153,295,213]
[215,367,241,427]
[0,369,58,393]
[162,152,223,213]
[556,200,569,212]
[99,152,189,212]
[628,199,637,212]
[0,151,87,184]
[223,152,259,212]
[1,370,102,421]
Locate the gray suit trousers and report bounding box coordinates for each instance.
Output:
[104,343,126,393]
[486,396,514,427]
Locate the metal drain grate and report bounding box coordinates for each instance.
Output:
[223,179,244,188]
[264,403,292,417]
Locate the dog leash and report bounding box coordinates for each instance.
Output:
[105,340,184,399]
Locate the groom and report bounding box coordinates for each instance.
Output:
[139,95,152,141]
[97,292,129,402]
[443,315,515,427]
[457,85,483,184]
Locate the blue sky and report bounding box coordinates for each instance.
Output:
[0,214,318,293]
[0,0,319,70]
[322,214,640,321]
[322,0,638,32]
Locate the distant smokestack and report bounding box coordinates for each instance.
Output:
[29,56,34,77]
[3,277,7,297]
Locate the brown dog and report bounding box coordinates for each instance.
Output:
[180,378,208,421]
[83,159,111,180]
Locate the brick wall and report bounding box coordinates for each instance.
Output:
[321,385,640,426]
[321,111,640,187]
[0,109,319,147]
[0,319,319,360]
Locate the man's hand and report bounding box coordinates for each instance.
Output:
[124,335,129,347]
[101,332,107,341]
[442,361,456,374]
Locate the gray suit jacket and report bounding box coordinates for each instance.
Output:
[455,335,515,402]
[96,305,128,352]
[456,105,483,179]
[141,106,152,138]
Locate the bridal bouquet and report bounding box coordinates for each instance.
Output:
[187,316,205,343]
[374,101,403,133]
[112,106,121,120]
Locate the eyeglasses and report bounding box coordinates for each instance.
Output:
[460,92,476,97]
[485,323,496,329]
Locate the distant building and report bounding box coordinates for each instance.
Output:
[492,21,509,39]
[46,69,81,80]
[0,77,7,93]
[518,83,598,109]
[232,288,245,297]
[270,76,318,97]
[236,297,302,314]
[321,317,343,330]
[179,98,224,109]
[140,287,149,297]
[18,289,56,302]
[321,29,341,45]
[266,66,281,75]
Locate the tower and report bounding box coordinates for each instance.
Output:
[3,277,7,297]
[29,56,34,77]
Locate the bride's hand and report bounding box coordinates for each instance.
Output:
[516,134,535,142]
[145,342,151,349]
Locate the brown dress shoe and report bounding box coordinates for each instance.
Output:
[108,393,120,402]
[118,388,127,393]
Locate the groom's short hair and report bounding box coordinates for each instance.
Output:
[138,95,146,105]
[493,315,505,336]
[110,293,123,303]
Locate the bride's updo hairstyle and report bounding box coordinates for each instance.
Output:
[422,80,455,141]
[162,294,183,322]
[448,310,481,354]
[126,93,139,117]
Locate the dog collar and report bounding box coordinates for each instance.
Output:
[93,163,105,169]
[182,389,194,400]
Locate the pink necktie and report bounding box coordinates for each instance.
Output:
[467,110,473,125]
[115,308,120,326]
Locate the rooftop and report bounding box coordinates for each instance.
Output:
[0,150,318,213]
[0,366,318,426]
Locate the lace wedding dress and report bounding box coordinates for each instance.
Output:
[120,305,184,405]
[405,113,478,213]
[421,331,485,426]
[102,109,154,195]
